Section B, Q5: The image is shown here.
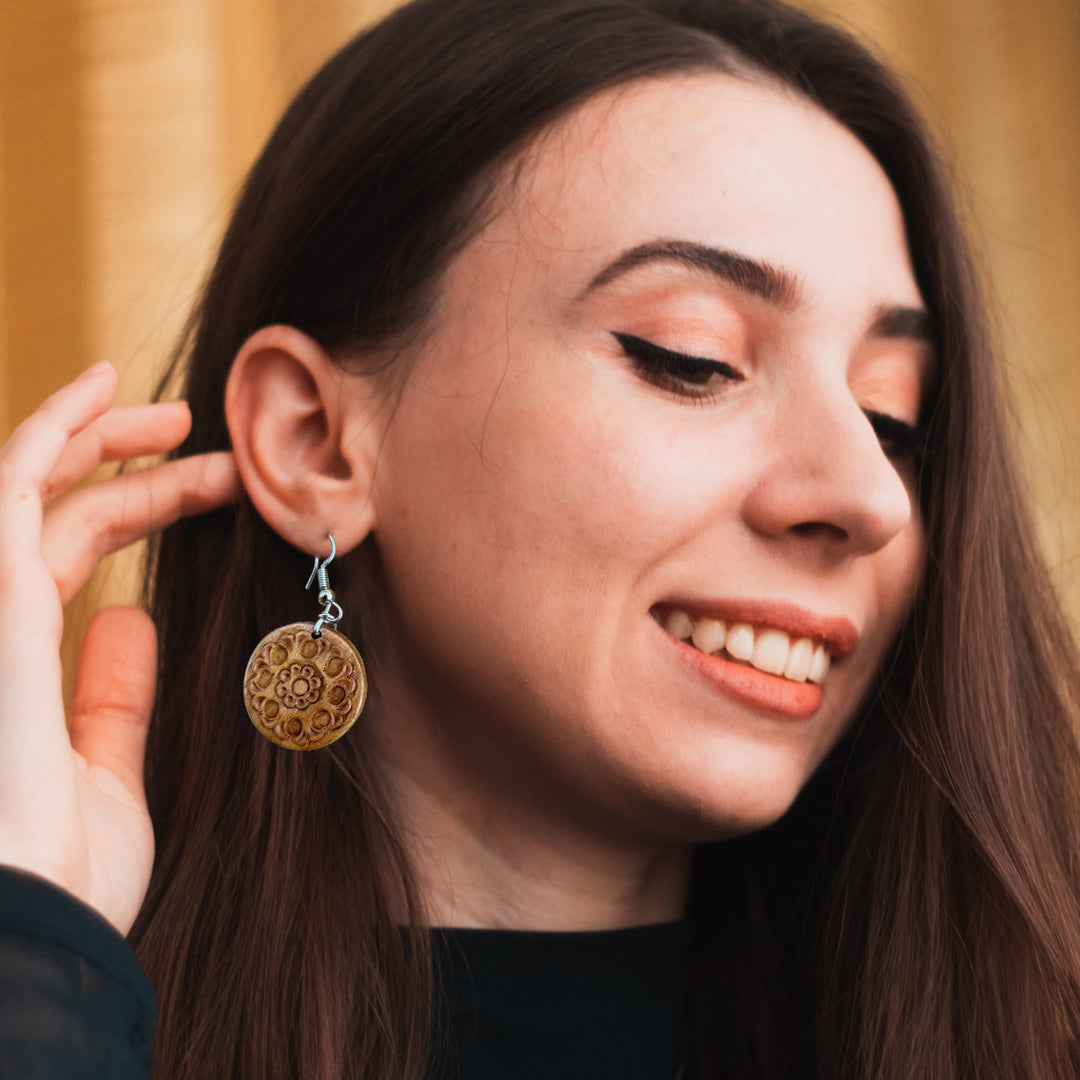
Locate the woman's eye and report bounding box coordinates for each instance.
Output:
[864,409,927,470]
[612,332,742,402]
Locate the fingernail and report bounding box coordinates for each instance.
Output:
[78,360,113,380]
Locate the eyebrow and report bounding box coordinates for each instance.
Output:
[583,239,800,307]
[582,238,936,346]
[869,303,936,344]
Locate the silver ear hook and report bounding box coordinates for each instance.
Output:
[305,533,343,637]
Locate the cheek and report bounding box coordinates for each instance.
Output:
[369,368,736,708]
[881,520,926,628]
[379,369,705,588]
[847,523,925,718]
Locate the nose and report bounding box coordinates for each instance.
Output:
[740,382,915,559]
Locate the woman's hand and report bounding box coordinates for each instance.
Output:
[0,361,240,934]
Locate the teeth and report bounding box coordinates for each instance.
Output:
[783,637,815,682]
[665,609,695,640]
[661,608,835,685]
[752,629,789,676]
[690,617,726,654]
[808,643,830,685]
[725,623,755,662]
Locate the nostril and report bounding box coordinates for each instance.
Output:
[790,520,849,543]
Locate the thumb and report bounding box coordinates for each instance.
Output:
[70,606,157,805]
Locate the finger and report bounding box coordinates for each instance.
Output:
[42,401,192,505]
[0,363,118,489]
[0,363,118,561]
[0,613,76,827]
[42,451,241,604]
[70,606,156,807]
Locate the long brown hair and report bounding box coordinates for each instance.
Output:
[133,1,1080,1076]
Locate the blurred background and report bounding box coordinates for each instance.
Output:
[1,0,1077,686]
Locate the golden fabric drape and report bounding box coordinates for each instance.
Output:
[1,0,1077,692]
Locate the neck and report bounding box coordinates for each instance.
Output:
[369,705,691,931]
[406,777,690,930]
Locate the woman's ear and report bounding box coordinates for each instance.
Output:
[224,325,384,556]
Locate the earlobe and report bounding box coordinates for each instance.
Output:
[224,325,380,555]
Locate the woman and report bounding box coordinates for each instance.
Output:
[2,0,1079,1076]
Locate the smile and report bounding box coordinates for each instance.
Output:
[655,606,843,686]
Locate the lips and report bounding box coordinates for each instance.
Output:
[651,601,859,719]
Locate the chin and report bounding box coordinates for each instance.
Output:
[653,739,824,842]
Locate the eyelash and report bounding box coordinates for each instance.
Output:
[613,330,927,468]
[863,410,927,469]
[612,332,742,403]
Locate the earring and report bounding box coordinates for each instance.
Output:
[243,535,367,750]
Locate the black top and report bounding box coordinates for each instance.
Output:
[432,921,689,1079]
[0,865,688,1079]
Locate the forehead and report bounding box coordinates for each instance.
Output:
[469,72,922,311]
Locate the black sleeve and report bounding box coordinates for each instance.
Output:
[0,866,156,1080]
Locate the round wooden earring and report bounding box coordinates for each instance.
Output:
[242,536,367,750]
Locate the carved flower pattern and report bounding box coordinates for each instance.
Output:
[274,663,323,709]
[242,623,366,750]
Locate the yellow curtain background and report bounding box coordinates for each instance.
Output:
[1,0,1078,694]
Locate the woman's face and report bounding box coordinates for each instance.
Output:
[363,74,933,845]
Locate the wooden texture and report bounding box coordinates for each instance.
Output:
[244,623,367,750]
